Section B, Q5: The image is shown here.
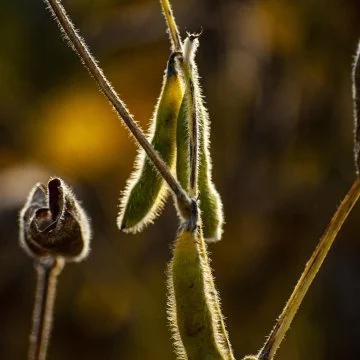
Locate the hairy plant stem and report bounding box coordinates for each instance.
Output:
[183,64,199,198]
[160,0,182,52]
[28,257,64,360]
[43,0,191,215]
[257,177,360,360]
[353,40,360,174]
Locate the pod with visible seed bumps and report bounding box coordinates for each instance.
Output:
[176,36,224,242]
[118,52,184,233]
[167,226,232,360]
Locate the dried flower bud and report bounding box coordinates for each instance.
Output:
[19,178,91,262]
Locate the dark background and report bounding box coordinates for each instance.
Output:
[1,0,360,359]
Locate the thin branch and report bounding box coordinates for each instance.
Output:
[257,177,360,360]
[44,0,191,212]
[189,79,199,197]
[185,74,199,197]
[353,40,360,175]
[160,0,182,52]
[28,257,64,360]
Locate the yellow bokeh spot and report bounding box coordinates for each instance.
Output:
[36,85,130,177]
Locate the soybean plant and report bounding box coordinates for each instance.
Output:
[27,0,360,359]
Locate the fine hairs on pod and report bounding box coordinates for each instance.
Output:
[176,35,224,242]
[118,52,184,233]
[167,226,233,360]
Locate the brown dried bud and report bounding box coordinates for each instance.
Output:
[19,178,91,262]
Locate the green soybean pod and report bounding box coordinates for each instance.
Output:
[117,52,184,233]
[176,36,224,242]
[197,93,224,242]
[168,227,229,360]
[176,96,190,191]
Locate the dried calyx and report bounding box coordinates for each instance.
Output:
[19,178,90,262]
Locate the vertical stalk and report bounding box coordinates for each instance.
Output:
[258,177,360,360]
[182,37,200,198]
[188,77,199,198]
[28,257,64,360]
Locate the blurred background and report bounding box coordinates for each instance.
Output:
[1,0,360,359]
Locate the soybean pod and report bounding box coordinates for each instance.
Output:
[176,96,191,191]
[197,91,224,242]
[177,36,224,242]
[168,226,230,360]
[118,52,184,232]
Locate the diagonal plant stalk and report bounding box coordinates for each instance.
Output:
[29,257,64,360]
[253,39,360,360]
[353,41,360,174]
[160,0,182,52]
[43,0,191,216]
[256,177,360,360]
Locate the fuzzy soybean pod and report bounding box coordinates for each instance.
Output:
[176,96,190,191]
[117,52,184,232]
[176,37,224,242]
[197,95,224,242]
[168,226,231,360]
